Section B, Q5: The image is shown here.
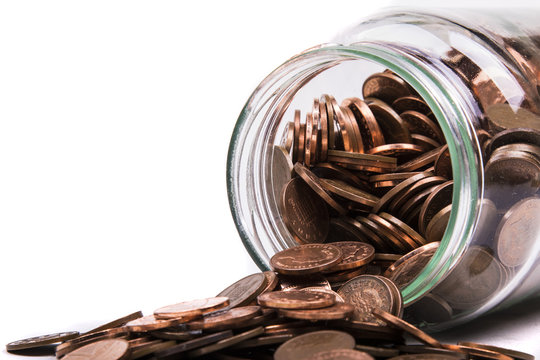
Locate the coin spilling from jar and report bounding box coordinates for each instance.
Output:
[6,251,534,359]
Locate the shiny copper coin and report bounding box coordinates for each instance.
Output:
[372,308,443,348]
[125,314,192,332]
[445,344,513,360]
[325,266,367,285]
[367,143,424,160]
[390,350,464,359]
[312,349,374,360]
[363,72,412,104]
[372,172,432,213]
[400,110,444,143]
[327,149,397,164]
[270,243,343,275]
[216,272,267,308]
[312,162,370,190]
[337,274,395,325]
[311,98,321,161]
[383,242,440,290]
[279,274,332,291]
[457,341,534,360]
[274,330,356,360]
[55,327,128,357]
[346,217,391,252]
[298,123,306,163]
[322,95,336,150]
[131,340,176,359]
[434,144,452,179]
[395,146,440,172]
[343,97,385,150]
[327,241,375,271]
[261,271,279,293]
[293,110,301,163]
[279,302,354,321]
[379,212,426,247]
[186,306,261,331]
[231,334,294,349]
[388,175,446,214]
[392,95,432,115]
[418,180,453,236]
[62,339,130,360]
[304,112,314,166]
[318,98,329,161]
[6,331,80,351]
[301,287,345,302]
[378,276,403,318]
[356,216,408,254]
[280,177,330,244]
[369,172,420,183]
[366,98,412,143]
[154,297,229,319]
[398,185,441,221]
[342,105,365,153]
[85,311,143,334]
[257,290,335,309]
[369,214,417,252]
[327,95,354,152]
[320,178,379,208]
[412,133,441,151]
[425,205,452,243]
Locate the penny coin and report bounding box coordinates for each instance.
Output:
[457,341,534,360]
[369,172,420,183]
[319,97,329,161]
[312,98,321,162]
[418,180,453,236]
[261,271,279,293]
[392,95,432,115]
[62,339,130,360]
[363,72,412,104]
[55,328,128,358]
[271,145,294,203]
[85,311,143,334]
[257,290,335,309]
[282,122,295,152]
[412,133,441,151]
[408,292,453,323]
[446,344,513,360]
[372,308,443,348]
[326,241,375,271]
[305,112,314,167]
[313,162,371,190]
[341,105,365,153]
[367,143,424,160]
[279,302,355,321]
[383,242,440,290]
[396,146,440,172]
[279,274,332,291]
[320,178,379,208]
[154,297,229,319]
[343,97,385,150]
[294,162,348,215]
[312,349,374,360]
[379,212,427,247]
[301,287,345,302]
[274,330,356,360]
[322,95,336,150]
[400,110,444,143]
[186,326,264,358]
[486,127,540,156]
[328,95,354,152]
[293,110,301,162]
[366,98,412,143]
[131,340,176,359]
[368,213,418,253]
[347,217,391,252]
[270,243,343,275]
[356,216,408,254]
[377,276,403,318]
[216,272,267,308]
[388,175,446,214]
[280,177,330,244]
[372,172,432,213]
[150,329,201,341]
[124,314,191,332]
[6,331,80,351]
[398,185,441,221]
[434,145,452,179]
[325,266,368,284]
[327,217,368,243]
[389,352,464,359]
[495,196,540,267]
[425,205,452,243]
[337,275,395,325]
[186,306,261,331]
[298,124,306,163]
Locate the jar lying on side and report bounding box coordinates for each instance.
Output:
[227,7,540,330]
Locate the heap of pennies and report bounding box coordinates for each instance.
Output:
[6,70,535,359]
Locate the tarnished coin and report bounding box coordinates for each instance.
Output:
[337,275,395,325]
[320,178,379,208]
[327,241,376,271]
[85,311,143,334]
[257,290,335,309]
[279,302,355,321]
[418,180,453,235]
[312,348,375,360]
[366,98,412,143]
[62,339,130,360]
[372,308,443,348]
[216,272,267,308]
[363,71,412,105]
[270,243,343,275]
[125,315,190,332]
[274,330,356,360]
[154,297,228,319]
[383,242,440,290]
[425,205,452,243]
[186,306,261,331]
[400,110,444,143]
[495,196,540,267]
[280,177,330,244]
[6,331,80,351]
[272,145,294,203]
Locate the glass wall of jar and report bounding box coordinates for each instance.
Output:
[227,7,540,330]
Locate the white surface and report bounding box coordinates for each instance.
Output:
[1,1,539,359]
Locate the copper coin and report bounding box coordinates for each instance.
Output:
[366,98,411,143]
[154,297,229,319]
[388,175,446,214]
[186,306,261,331]
[124,315,191,332]
[278,302,354,321]
[389,351,463,359]
[418,180,453,235]
[280,177,330,244]
[408,293,453,323]
[327,149,397,164]
[337,275,395,325]
[271,145,294,203]
[324,266,367,284]
[373,172,433,213]
[6,331,80,351]
[150,329,201,341]
[495,196,540,267]
[398,185,441,221]
[486,127,540,156]
[279,274,332,291]
[320,178,379,208]
[356,216,408,254]
[457,341,534,360]
[434,144,452,179]
[85,311,143,334]
[274,330,356,360]
[395,146,440,172]
[412,133,441,151]
[379,212,426,247]
[185,326,264,358]
[298,123,306,163]
[322,95,336,150]
[369,172,420,183]
[327,95,354,152]
[216,272,267,308]
[342,105,365,153]
[131,340,176,359]
[301,287,345,302]
[327,241,375,271]
[326,217,368,243]
[319,98,329,161]
[282,122,295,153]
[400,110,444,143]
[62,339,130,360]
[55,327,128,357]
[343,97,385,150]
[304,112,314,166]
[312,349,374,360]
[261,271,279,293]
[294,162,348,215]
[346,217,391,252]
[383,242,440,290]
[270,243,343,275]
[367,143,424,160]
[257,290,335,309]
[372,308,443,348]
[445,344,513,360]
[293,109,301,162]
[392,95,432,115]
[378,276,403,318]
[312,162,371,190]
[363,71,412,104]
[231,334,294,349]
[425,205,452,243]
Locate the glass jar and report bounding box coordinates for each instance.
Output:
[227,7,540,330]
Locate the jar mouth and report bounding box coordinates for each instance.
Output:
[227,43,480,305]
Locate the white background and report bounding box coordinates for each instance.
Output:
[1,1,540,359]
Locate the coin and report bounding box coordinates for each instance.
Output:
[313,162,370,190]
[62,339,130,360]
[261,271,279,293]
[131,340,176,359]
[186,306,261,330]
[363,72,412,105]
[457,341,534,360]
[154,297,228,319]
[395,146,440,172]
[85,311,143,334]
[328,95,355,152]
[185,326,264,358]
[320,178,379,208]
[366,98,412,143]
[342,105,365,153]
[407,293,453,323]
[425,205,452,243]
[355,344,400,358]
[274,330,356,360]
[326,241,375,271]
[411,133,441,151]
[55,327,129,358]
[125,314,191,332]
[343,97,385,150]
[346,216,391,252]
[400,110,444,143]
[356,215,408,254]
[379,212,426,247]
[280,177,330,244]
[312,348,374,360]
[326,217,368,243]
[486,127,540,156]
[322,95,336,150]
[293,110,301,162]
[418,180,453,235]
[216,272,267,308]
[298,123,306,163]
[319,97,329,161]
[282,122,295,152]
[372,172,432,213]
[6,331,80,351]
[434,145,452,179]
[392,95,432,115]
[446,344,513,360]
[279,302,355,321]
[279,274,332,291]
[270,243,343,275]
[388,175,446,214]
[325,266,367,284]
[301,287,345,302]
[336,275,396,325]
[495,196,540,267]
[367,143,424,160]
[372,308,443,348]
[305,112,314,166]
[257,290,335,309]
[271,145,294,203]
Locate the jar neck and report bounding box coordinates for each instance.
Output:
[227,42,482,305]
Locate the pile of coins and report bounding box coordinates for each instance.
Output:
[6,243,533,359]
[276,70,454,253]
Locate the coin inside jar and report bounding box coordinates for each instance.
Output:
[270,243,343,275]
[257,290,335,310]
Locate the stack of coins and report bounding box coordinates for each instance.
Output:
[6,246,534,359]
